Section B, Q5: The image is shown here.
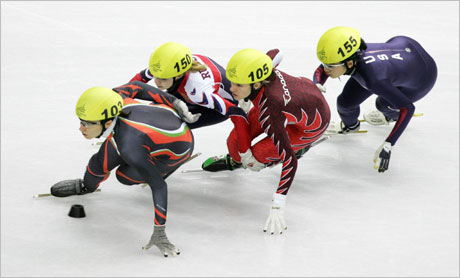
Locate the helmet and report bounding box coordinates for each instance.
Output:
[149,42,192,79]
[226,48,273,84]
[75,87,123,121]
[317,26,361,64]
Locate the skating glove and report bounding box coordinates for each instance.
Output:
[142,225,180,257]
[313,64,329,91]
[238,99,252,113]
[239,149,265,172]
[264,193,287,235]
[172,99,201,123]
[374,141,392,172]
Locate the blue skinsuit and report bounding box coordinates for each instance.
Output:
[318,36,437,145]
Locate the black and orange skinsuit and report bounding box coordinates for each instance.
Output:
[84,82,194,226]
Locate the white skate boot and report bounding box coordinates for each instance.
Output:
[363,110,391,125]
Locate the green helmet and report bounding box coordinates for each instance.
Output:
[149,42,193,79]
[226,48,273,84]
[75,87,123,121]
[317,26,361,64]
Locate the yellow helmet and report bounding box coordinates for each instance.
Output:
[226,48,273,84]
[75,87,123,121]
[317,26,361,64]
[149,42,192,79]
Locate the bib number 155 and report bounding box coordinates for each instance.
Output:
[337,36,358,58]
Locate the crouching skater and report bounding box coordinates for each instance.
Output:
[50,82,199,257]
[202,49,331,234]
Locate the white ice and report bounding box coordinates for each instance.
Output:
[1,1,458,277]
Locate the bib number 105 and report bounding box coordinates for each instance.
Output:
[248,63,270,82]
[337,36,358,58]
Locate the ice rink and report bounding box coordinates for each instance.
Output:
[1,1,458,277]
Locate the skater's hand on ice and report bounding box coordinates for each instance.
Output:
[374,141,392,173]
[264,193,287,235]
[142,225,180,257]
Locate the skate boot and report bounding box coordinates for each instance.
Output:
[363,110,394,125]
[339,121,361,133]
[50,178,89,197]
[295,145,311,159]
[202,154,242,172]
[326,120,360,134]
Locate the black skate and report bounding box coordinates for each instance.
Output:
[295,145,311,159]
[201,154,242,172]
[50,178,89,197]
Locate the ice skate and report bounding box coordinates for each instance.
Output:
[50,179,89,197]
[325,121,361,135]
[362,110,392,125]
[201,154,242,172]
[295,145,311,159]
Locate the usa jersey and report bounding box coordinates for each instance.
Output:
[315,36,437,145]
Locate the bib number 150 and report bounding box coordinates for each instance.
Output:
[337,36,358,58]
[173,54,192,73]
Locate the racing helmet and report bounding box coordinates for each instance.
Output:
[149,42,193,79]
[226,48,273,84]
[317,26,361,64]
[75,87,123,121]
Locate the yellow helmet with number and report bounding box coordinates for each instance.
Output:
[75,87,123,121]
[317,26,361,64]
[149,42,193,79]
[226,48,273,84]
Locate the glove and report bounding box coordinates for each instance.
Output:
[239,149,265,172]
[374,141,392,172]
[238,99,252,113]
[312,64,329,87]
[142,225,180,257]
[172,99,201,123]
[263,193,287,235]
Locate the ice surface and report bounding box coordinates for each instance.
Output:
[1,1,458,277]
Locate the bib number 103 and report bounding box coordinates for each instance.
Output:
[337,36,358,58]
[248,63,270,82]
[101,101,123,119]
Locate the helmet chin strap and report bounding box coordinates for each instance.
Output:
[167,75,186,93]
[244,84,261,102]
[96,117,118,139]
[344,52,360,75]
[344,63,356,75]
